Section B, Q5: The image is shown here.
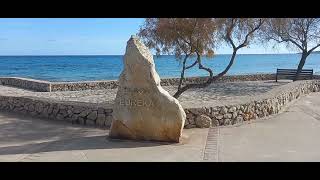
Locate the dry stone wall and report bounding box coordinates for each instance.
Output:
[50,74,277,91]
[0,77,51,92]
[50,80,119,91]
[0,96,113,128]
[1,74,279,92]
[184,80,320,128]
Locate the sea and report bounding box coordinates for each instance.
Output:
[0,54,319,82]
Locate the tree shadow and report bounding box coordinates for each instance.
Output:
[0,111,95,143]
[178,81,290,100]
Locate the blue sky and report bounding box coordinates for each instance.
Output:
[0,18,292,55]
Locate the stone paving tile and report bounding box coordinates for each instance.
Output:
[0,111,208,161]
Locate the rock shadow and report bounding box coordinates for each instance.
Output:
[0,111,175,156]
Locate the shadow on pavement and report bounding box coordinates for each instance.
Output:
[0,111,175,156]
[0,135,171,156]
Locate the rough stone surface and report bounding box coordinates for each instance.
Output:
[87,111,98,120]
[105,115,113,127]
[109,36,186,142]
[220,107,228,114]
[224,119,231,126]
[212,119,220,127]
[0,77,50,92]
[195,114,211,128]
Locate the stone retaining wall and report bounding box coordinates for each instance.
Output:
[0,80,319,129]
[50,74,277,91]
[160,73,277,86]
[0,96,113,128]
[184,80,320,128]
[0,77,51,92]
[1,74,319,92]
[0,74,278,92]
[50,80,119,91]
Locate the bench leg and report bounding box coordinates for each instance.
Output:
[276,74,278,82]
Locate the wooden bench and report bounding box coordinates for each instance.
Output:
[276,68,313,82]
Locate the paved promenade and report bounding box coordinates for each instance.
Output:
[0,92,320,161]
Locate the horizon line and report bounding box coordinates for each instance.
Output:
[0,52,301,56]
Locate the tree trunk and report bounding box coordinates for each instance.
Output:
[173,76,213,98]
[177,55,189,91]
[173,49,238,99]
[173,54,213,98]
[213,49,237,81]
[294,52,308,81]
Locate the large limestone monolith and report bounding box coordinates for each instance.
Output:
[109,35,186,143]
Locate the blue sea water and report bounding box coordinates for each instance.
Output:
[0,54,319,82]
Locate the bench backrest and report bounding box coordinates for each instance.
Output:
[276,68,313,80]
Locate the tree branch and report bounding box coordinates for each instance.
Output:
[173,52,213,98]
[177,53,190,91]
[281,37,304,51]
[214,49,238,79]
[237,19,264,49]
[173,20,192,47]
[225,19,237,49]
[307,43,320,55]
[196,52,213,77]
[185,60,198,69]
